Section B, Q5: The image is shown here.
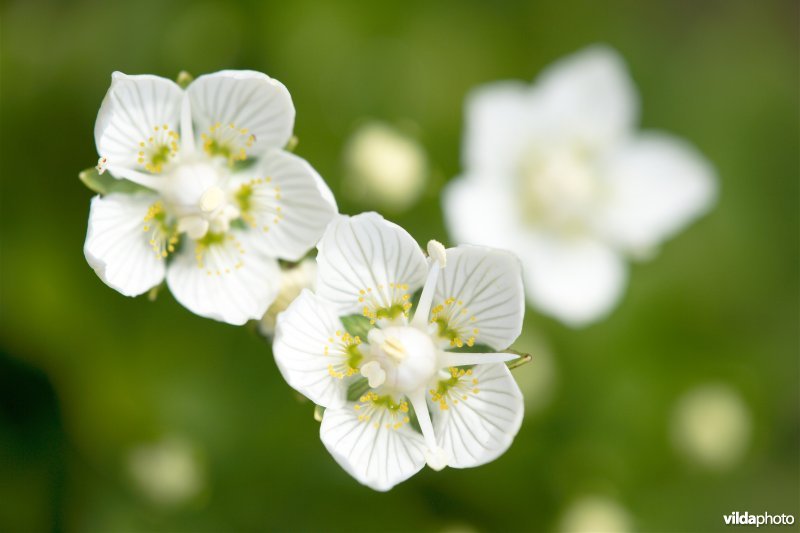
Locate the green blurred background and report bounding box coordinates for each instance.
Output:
[1,0,798,531]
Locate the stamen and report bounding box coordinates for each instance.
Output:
[322,330,362,377]
[201,122,255,165]
[353,393,411,431]
[430,367,480,411]
[439,352,519,367]
[430,297,478,347]
[411,240,448,328]
[360,361,386,388]
[359,283,413,324]
[407,390,449,470]
[427,240,446,268]
[194,233,245,274]
[138,125,179,173]
[142,202,179,259]
[96,157,108,174]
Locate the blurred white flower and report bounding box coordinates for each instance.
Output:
[671,383,751,469]
[273,213,526,491]
[127,437,204,507]
[84,70,337,325]
[444,45,717,326]
[258,259,317,337]
[343,121,428,212]
[559,495,634,533]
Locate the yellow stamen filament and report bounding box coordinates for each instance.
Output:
[358,282,412,324]
[353,392,411,430]
[322,330,362,378]
[138,125,179,173]
[430,296,479,347]
[201,122,255,165]
[429,367,479,411]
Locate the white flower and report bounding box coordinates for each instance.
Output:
[343,121,428,212]
[127,436,204,507]
[559,496,634,533]
[273,213,526,491]
[670,384,751,469]
[443,46,717,326]
[84,71,338,325]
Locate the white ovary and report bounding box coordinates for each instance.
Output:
[160,160,240,239]
[365,326,438,394]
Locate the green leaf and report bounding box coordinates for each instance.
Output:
[340,314,372,340]
[229,218,248,231]
[231,157,257,173]
[346,378,370,402]
[79,167,148,196]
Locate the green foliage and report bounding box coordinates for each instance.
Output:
[346,378,370,402]
[340,314,372,340]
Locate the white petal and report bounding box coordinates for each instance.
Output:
[315,213,428,317]
[94,72,183,174]
[166,230,280,325]
[273,290,352,409]
[535,45,637,151]
[593,132,717,254]
[462,81,536,177]
[441,176,522,251]
[320,406,426,491]
[188,70,294,156]
[431,246,524,350]
[521,234,627,327]
[431,364,524,469]
[234,150,337,261]
[84,193,166,296]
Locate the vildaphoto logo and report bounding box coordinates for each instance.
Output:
[723,512,795,527]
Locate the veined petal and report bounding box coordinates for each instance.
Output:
[462,81,536,178]
[593,132,717,254]
[233,150,337,261]
[320,403,426,491]
[521,234,627,327]
[188,70,294,160]
[430,246,524,350]
[166,230,280,325]
[316,213,428,321]
[84,193,166,296]
[430,364,524,469]
[534,45,637,151]
[273,290,358,408]
[95,72,183,175]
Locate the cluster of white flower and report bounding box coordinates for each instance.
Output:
[82,45,717,490]
[85,70,337,325]
[274,213,525,490]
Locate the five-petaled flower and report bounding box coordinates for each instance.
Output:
[444,45,717,326]
[273,213,525,491]
[84,70,337,324]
